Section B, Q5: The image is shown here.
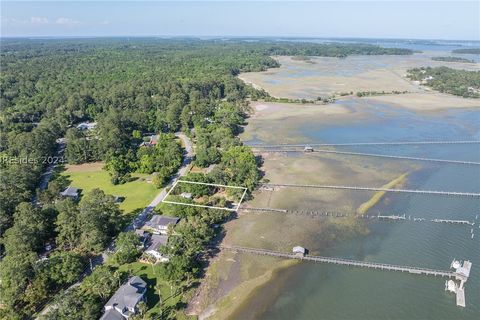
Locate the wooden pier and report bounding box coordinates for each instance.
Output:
[221,245,465,280]
[263,183,480,197]
[253,148,480,166]
[248,140,480,148]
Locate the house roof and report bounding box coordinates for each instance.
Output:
[100,308,125,320]
[104,276,147,314]
[60,186,79,197]
[292,246,306,254]
[134,229,148,237]
[145,215,180,229]
[146,234,169,252]
[76,122,97,130]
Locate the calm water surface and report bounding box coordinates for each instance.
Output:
[239,102,480,320]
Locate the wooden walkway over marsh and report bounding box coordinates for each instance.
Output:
[248,140,480,148]
[262,183,480,197]
[220,245,463,280]
[253,148,480,166]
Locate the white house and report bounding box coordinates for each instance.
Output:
[145,234,170,263]
[144,215,180,235]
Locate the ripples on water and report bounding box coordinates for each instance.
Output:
[242,103,480,320]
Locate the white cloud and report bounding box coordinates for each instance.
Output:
[1,16,82,26]
[55,17,80,25]
[29,16,49,25]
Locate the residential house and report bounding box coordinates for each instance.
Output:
[76,122,97,131]
[134,229,151,248]
[145,234,170,263]
[100,276,147,320]
[139,134,159,147]
[143,215,180,235]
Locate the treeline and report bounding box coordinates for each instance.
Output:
[255,41,413,57]
[1,38,414,319]
[0,189,122,319]
[407,66,480,98]
[452,48,480,54]
[431,56,474,63]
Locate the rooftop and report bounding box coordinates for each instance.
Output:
[60,186,79,197]
[104,276,147,316]
[146,234,169,252]
[100,308,125,320]
[145,215,180,229]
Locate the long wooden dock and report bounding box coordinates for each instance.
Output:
[248,140,480,148]
[253,148,480,166]
[221,245,463,279]
[263,183,480,197]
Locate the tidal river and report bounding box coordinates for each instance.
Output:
[237,101,480,320]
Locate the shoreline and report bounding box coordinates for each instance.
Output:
[238,54,479,112]
[187,53,478,319]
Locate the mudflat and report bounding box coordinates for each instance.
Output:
[239,54,480,100]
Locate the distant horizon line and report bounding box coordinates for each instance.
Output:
[1,35,479,42]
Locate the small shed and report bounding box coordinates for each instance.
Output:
[180,192,192,199]
[304,145,314,152]
[60,186,79,199]
[292,246,306,257]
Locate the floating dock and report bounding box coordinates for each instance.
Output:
[446,260,472,307]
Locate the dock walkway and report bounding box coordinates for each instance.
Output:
[221,245,461,279]
[263,183,480,197]
[253,148,480,166]
[248,140,480,148]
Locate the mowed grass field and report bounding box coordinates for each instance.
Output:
[62,162,158,214]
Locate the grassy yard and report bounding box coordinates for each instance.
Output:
[117,262,194,319]
[61,162,158,214]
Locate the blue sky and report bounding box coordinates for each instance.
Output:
[1,1,479,40]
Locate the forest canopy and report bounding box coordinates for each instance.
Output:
[0,38,415,319]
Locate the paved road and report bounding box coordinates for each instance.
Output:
[32,139,66,205]
[127,132,193,231]
[36,133,194,317]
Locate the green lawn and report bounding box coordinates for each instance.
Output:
[62,162,158,214]
[117,262,194,319]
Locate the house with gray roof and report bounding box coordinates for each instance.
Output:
[145,234,170,262]
[100,276,147,320]
[144,215,180,235]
